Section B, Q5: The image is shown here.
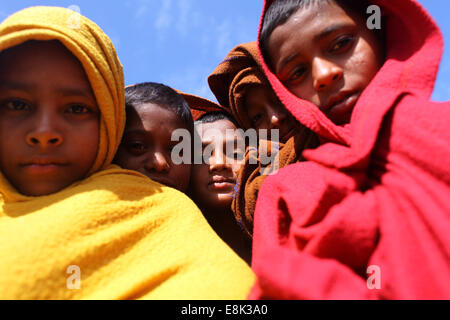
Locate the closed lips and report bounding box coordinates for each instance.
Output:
[20,158,68,166]
[324,91,357,111]
[209,176,234,185]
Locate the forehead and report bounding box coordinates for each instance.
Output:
[268,2,359,59]
[0,41,94,98]
[0,41,89,85]
[196,119,239,141]
[126,102,189,132]
[246,85,277,103]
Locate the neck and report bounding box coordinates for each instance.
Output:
[202,205,252,265]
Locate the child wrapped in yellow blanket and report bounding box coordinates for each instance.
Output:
[0,6,254,299]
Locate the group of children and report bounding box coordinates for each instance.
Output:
[0,0,449,300]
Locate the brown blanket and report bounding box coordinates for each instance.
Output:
[233,131,318,239]
[178,90,225,120]
[209,42,318,239]
[208,42,266,129]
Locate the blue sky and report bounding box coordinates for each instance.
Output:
[1,0,449,102]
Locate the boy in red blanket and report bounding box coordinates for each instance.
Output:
[250,0,450,299]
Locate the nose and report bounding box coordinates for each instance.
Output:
[26,112,63,148]
[144,151,170,173]
[209,149,229,172]
[312,57,343,92]
[268,106,287,130]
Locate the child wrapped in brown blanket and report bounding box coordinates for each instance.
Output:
[208,42,318,239]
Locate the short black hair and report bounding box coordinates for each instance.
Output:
[260,0,375,69]
[125,82,194,133]
[196,111,239,128]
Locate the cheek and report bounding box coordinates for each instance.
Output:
[345,39,381,85]
[231,161,243,177]
[72,121,99,168]
[0,119,26,168]
[114,147,139,169]
[287,81,317,104]
[172,164,191,191]
[190,165,211,198]
[0,122,15,150]
[191,164,207,184]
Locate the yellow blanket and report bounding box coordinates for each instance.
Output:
[0,6,254,300]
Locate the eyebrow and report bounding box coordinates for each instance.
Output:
[58,87,95,99]
[278,53,300,73]
[278,23,353,72]
[314,23,353,41]
[123,129,148,136]
[0,81,94,99]
[0,81,34,91]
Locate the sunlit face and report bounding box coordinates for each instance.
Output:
[267,1,383,125]
[245,85,300,143]
[0,41,100,196]
[190,119,244,213]
[114,103,192,193]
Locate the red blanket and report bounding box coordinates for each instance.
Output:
[250,0,450,299]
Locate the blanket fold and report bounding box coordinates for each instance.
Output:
[250,0,450,299]
[177,90,225,121]
[0,6,254,300]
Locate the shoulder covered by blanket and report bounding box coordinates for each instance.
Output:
[250,0,450,299]
[0,166,255,299]
[0,6,254,300]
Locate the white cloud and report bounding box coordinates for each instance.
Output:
[215,19,233,58]
[133,0,150,19]
[176,0,191,36]
[131,0,256,54]
[155,0,173,31]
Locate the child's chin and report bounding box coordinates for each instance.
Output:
[211,193,233,209]
[17,183,67,197]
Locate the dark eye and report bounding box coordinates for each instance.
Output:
[251,113,263,125]
[330,36,354,54]
[126,141,146,155]
[67,104,92,114]
[288,66,308,82]
[2,99,31,112]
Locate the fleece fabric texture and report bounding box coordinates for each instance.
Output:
[233,132,318,239]
[208,42,267,130]
[250,0,450,299]
[0,6,254,300]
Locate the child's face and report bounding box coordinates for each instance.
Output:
[115,103,192,193]
[266,1,383,125]
[190,119,244,212]
[245,85,300,143]
[0,41,100,196]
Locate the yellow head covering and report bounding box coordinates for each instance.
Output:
[0,7,254,299]
[0,6,124,202]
